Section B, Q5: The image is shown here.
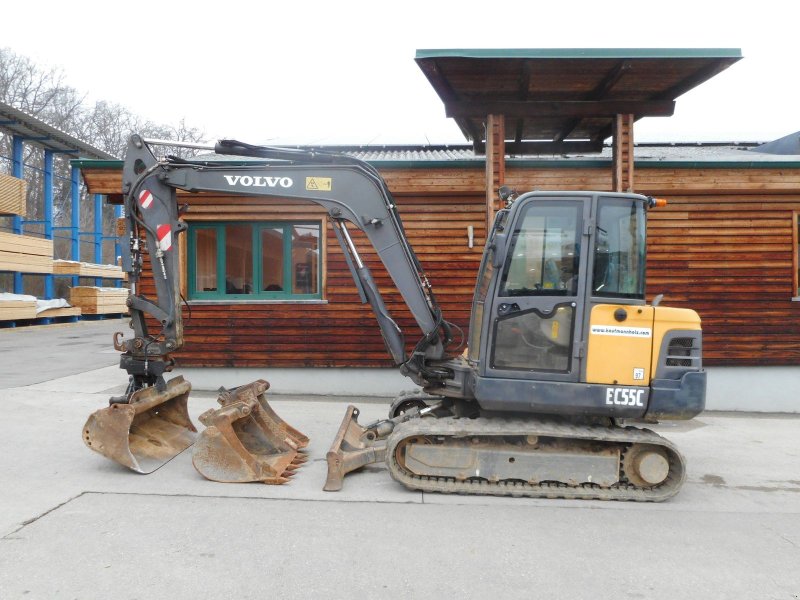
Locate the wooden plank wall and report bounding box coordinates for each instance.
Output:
[645,193,800,366]
[506,166,800,366]
[137,185,486,368]
[128,164,800,368]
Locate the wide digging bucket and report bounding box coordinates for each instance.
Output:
[192,379,309,484]
[324,405,386,492]
[83,376,197,473]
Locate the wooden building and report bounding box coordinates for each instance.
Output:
[78,143,800,370]
[75,49,800,409]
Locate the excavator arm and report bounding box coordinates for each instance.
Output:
[120,135,454,387]
[84,134,456,483]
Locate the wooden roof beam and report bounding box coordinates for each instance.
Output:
[654,60,737,100]
[473,139,602,155]
[514,63,534,145]
[447,99,675,119]
[554,60,632,143]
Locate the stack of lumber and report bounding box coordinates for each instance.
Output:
[53,260,126,279]
[0,232,53,273]
[38,306,82,318]
[0,173,27,216]
[0,293,37,321]
[69,286,129,315]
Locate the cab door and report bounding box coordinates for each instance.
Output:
[483,196,590,383]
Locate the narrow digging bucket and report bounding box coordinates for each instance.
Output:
[83,376,197,473]
[192,380,309,484]
[324,405,386,492]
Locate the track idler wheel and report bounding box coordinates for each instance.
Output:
[622,444,670,487]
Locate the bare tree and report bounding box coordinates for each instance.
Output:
[0,47,206,296]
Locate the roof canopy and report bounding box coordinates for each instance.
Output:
[0,101,115,159]
[752,130,800,156]
[415,48,742,154]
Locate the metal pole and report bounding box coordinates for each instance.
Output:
[70,165,80,287]
[94,193,103,286]
[43,149,54,299]
[12,136,24,293]
[142,138,214,151]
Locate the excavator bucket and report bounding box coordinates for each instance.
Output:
[191,379,309,484]
[82,376,197,473]
[324,405,387,491]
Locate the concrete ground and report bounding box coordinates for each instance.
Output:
[0,320,798,599]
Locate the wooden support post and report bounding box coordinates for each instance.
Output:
[485,114,506,228]
[612,113,635,192]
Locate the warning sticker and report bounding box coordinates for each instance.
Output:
[590,325,652,338]
[306,177,332,191]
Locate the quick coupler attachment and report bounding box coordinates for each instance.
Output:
[83,376,197,473]
[192,380,309,484]
[323,405,387,492]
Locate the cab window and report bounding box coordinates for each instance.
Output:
[499,203,581,297]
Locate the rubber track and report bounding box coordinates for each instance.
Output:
[385,416,686,502]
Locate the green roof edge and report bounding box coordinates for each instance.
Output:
[415,48,743,60]
[71,159,123,169]
[73,156,800,173]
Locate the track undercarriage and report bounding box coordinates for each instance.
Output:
[326,400,686,502]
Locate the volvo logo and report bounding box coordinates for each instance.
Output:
[223,175,293,188]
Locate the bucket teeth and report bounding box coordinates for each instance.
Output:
[191,380,309,484]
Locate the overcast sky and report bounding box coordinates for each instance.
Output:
[3,0,798,147]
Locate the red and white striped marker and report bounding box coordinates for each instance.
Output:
[156,224,172,252]
[139,189,154,209]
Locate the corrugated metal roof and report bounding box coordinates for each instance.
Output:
[0,101,115,159]
[751,131,800,155]
[73,140,800,172]
[304,142,797,164]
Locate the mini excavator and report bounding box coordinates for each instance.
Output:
[83,135,705,501]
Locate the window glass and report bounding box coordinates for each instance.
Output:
[225,224,254,294]
[492,305,574,371]
[261,228,284,291]
[189,221,322,300]
[592,199,646,299]
[467,245,494,362]
[291,224,319,295]
[499,204,580,296]
[195,228,217,292]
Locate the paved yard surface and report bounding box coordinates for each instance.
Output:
[0,321,798,599]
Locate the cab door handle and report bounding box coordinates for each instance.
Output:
[497,303,520,316]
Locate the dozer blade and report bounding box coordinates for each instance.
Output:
[192,380,309,484]
[82,376,197,473]
[324,405,386,492]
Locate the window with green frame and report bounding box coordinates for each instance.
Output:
[187,221,322,300]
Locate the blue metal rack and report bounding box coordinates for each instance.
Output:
[1,102,120,325]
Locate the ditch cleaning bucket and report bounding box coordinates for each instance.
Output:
[83,375,197,473]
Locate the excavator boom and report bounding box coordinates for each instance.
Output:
[84,135,459,482]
